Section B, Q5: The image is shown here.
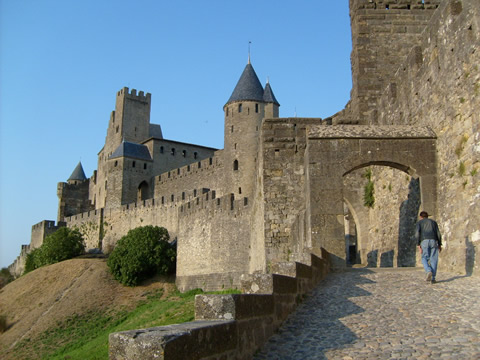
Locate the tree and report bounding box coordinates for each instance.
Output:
[23,227,85,275]
[107,226,176,286]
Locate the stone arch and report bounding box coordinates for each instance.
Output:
[137,181,149,202]
[306,125,437,268]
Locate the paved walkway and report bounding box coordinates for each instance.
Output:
[254,268,480,360]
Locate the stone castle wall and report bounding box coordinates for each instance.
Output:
[369,0,480,275]
[346,0,442,124]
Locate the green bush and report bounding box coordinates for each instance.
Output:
[24,228,85,275]
[107,226,176,286]
[0,268,13,288]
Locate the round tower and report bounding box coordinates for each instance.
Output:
[223,61,279,198]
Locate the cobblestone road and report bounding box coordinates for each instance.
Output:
[254,268,480,360]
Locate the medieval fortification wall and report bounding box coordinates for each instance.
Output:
[9,0,480,281]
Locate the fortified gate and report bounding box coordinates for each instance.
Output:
[262,121,437,269]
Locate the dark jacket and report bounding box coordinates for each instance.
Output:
[415,218,442,246]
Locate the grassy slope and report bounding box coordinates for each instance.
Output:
[0,258,207,360]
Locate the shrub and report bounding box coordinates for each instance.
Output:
[23,227,85,275]
[363,168,375,208]
[0,268,13,288]
[41,227,85,264]
[107,226,176,286]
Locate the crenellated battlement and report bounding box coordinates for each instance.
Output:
[350,0,440,11]
[156,155,220,185]
[116,86,151,103]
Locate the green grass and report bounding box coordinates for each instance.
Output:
[10,287,240,360]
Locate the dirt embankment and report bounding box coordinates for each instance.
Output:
[0,258,175,357]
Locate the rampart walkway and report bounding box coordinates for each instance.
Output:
[254,268,480,360]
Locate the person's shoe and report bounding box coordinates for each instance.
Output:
[426,272,433,282]
[431,279,436,284]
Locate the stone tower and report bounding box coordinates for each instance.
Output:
[347,0,441,124]
[223,60,280,198]
[94,88,153,209]
[57,162,92,222]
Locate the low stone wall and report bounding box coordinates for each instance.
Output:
[109,250,330,360]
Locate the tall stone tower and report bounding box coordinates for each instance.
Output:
[347,0,441,124]
[223,61,279,198]
[94,88,152,209]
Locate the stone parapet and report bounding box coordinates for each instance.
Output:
[109,252,330,360]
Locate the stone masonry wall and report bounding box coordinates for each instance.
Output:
[375,0,480,275]
[346,0,442,124]
[176,194,252,291]
[261,118,326,266]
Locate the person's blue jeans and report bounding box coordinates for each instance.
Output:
[421,239,439,280]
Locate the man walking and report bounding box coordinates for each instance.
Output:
[415,211,442,284]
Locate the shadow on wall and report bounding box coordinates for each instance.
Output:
[466,236,476,276]
[397,177,421,267]
[367,249,395,267]
[255,268,375,360]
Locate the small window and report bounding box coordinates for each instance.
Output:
[182,150,186,157]
[160,146,164,153]
[132,161,136,168]
[194,189,197,197]
[171,194,174,201]
[226,107,229,116]
[198,161,201,168]
[161,196,165,204]
[182,192,185,200]
[238,103,242,113]
[187,165,190,171]
[255,103,259,113]
[144,163,147,170]
[114,161,118,167]
[194,152,198,159]
[238,187,242,194]
[177,168,180,175]
[209,157,213,165]
[231,125,234,133]
[171,148,175,155]
[233,160,239,171]
[116,126,119,133]
[212,190,216,199]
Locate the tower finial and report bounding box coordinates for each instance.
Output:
[248,41,251,64]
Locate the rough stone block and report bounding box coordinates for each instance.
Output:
[109,320,236,360]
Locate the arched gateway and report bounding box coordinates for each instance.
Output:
[306,125,437,268]
[260,120,437,270]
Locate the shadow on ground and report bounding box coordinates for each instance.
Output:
[254,269,375,360]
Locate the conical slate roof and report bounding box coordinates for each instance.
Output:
[68,162,87,181]
[263,81,280,106]
[227,63,265,105]
[109,141,152,161]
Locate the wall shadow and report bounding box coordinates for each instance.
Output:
[397,177,420,267]
[254,268,375,360]
[466,236,476,276]
[380,250,394,267]
[367,250,378,267]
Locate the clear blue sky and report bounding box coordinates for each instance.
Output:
[0,0,352,269]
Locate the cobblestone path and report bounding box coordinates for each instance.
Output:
[254,268,480,360]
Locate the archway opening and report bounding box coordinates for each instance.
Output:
[138,181,149,202]
[342,165,421,268]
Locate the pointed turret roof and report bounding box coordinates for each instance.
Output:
[263,81,280,106]
[226,63,265,105]
[109,140,152,161]
[68,162,87,181]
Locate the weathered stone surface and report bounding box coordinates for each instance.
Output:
[109,320,237,360]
